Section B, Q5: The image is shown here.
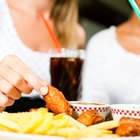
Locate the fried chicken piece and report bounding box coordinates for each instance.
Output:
[77,110,104,126]
[77,110,96,126]
[43,85,72,116]
[92,115,105,125]
[116,117,140,136]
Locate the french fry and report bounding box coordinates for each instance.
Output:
[87,120,119,130]
[56,128,113,138]
[52,113,71,128]
[33,113,53,134]
[0,125,14,132]
[100,134,119,138]
[64,115,86,129]
[19,111,44,133]
[0,112,20,123]
[0,117,19,132]
[0,108,120,138]
[56,127,79,137]
[53,113,66,120]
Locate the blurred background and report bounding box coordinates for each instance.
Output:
[79,0,132,45]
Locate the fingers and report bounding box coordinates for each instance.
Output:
[0,64,33,94]
[0,92,14,107]
[2,55,48,95]
[0,76,21,100]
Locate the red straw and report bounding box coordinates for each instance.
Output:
[41,14,61,52]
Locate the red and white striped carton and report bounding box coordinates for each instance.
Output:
[69,101,110,119]
[110,104,140,120]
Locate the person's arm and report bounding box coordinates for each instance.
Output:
[0,55,48,111]
[81,34,110,103]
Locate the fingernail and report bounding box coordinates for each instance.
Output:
[40,86,48,95]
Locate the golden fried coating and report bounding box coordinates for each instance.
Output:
[92,115,105,125]
[43,85,72,116]
[77,110,104,126]
[116,117,140,136]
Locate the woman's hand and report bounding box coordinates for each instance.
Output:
[0,55,48,108]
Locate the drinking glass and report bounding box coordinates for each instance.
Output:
[49,48,85,101]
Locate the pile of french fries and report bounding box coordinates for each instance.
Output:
[0,108,119,138]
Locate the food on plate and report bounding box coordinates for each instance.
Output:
[77,110,104,126]
[116,117,140,136]
[0,108,118,138]
[88,119,119,130]
[43,85,72,115]
[70,101,110,120]
[0,85,140,139]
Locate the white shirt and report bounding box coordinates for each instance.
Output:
[0,0,51,97]
[82,26,140,104]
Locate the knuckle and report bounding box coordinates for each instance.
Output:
[6,99,15,107]
[6,85,15,95]
[14,75,24,86]
[24,88,33,94]
[9,100,15,106]
[15,95,21,100]
[14,92,21,100]
[0,97,9,107]
[0,93,15,107]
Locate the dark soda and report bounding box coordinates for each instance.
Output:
[50,57,83,101]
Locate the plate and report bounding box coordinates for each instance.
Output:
[81,137,140,140]
[0,131,140,140]
[0,131,67,140]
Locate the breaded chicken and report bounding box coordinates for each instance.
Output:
[43,85,72,115]
[116,117,140,136]
[77,110,104,126]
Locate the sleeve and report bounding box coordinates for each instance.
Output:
[81,31,111,104]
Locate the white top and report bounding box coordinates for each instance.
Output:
[82,26,140,104]
[0,0,51,97]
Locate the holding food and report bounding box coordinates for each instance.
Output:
[43,85,72,115]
